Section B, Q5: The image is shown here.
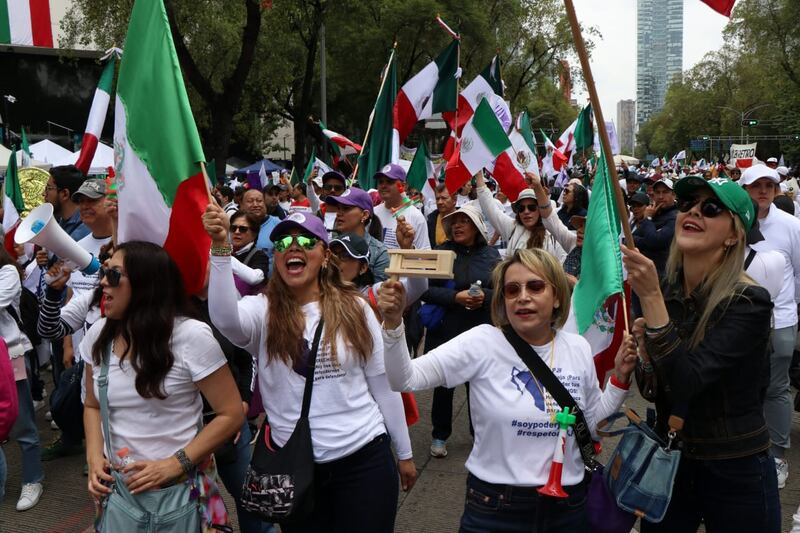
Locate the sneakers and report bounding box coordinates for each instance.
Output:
[41,437,84,461]
[430,439,448,458]
[50,420,58,431]
[44,410,52,421]
[776,458,789,489]
[32,399,46,411]
[16,483,43,511]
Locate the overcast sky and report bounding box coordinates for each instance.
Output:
[570,0,728,120]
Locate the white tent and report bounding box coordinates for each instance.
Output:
[30,139,73,164]
[614,154,639,166]
[56,142,115,175]
[0,144,52,173]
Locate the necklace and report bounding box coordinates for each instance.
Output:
[531,332,557,419]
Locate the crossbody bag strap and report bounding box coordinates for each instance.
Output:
[744,248,757,270]
[502,326,601,471]
[299,318,325,419]
[97,342,115,463]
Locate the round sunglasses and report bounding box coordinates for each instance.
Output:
[273,234,320,253]
[676,196,727,218]
[503,279,548,299]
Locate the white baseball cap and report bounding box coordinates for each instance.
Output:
[777,166,789,177]
[767,157,778,163]
[653,177,674,190]
[740,164,780,186]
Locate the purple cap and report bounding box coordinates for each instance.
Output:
[324,187,374,213]
[375,163,406,182]
[322,170,347,185]
[269,212,329,245]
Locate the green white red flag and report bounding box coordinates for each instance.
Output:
[357,48,397,190]
[0,0,52,47]
[444,55,503,135]
[541,129,568,176]
[113,0,210,295]
[508,112,540,179]
[320,120,361,157]
[3,146,24,257]
[406,140,437,207]
[76,57,116,176]
[393,39,459,144]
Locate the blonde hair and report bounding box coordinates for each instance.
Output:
[665,213,755,348]
[490,248,572,330]
[266,251,373,366]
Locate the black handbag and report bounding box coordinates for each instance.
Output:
[239,319,324,523]
[50,359,85,441]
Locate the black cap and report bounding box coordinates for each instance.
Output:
[330,232,370,261]
[322,171,347,186]
[628,192,650,206]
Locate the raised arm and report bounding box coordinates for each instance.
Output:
[476,172,515,242]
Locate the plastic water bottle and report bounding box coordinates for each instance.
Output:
[468,280,483,298]
[116,447,135,477]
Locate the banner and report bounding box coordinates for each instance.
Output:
[730,143,757,161]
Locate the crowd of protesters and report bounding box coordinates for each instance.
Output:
[0,154,799,532]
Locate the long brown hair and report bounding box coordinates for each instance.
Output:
[266,253,373,366]
[514,213,546,249]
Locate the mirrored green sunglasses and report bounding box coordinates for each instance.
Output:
[273,234,320,253]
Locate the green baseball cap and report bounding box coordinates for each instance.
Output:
[673,176,755,231]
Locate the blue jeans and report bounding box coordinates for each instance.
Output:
[641,451,781,533]
[215,421,274,533]
[9,378,44,484]
[459,473,588,533]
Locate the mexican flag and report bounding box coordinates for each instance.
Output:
[357,48,397,190]
[3,146,24,257]
[541,129,568,175]
[20,126,30,167]
[701,0,736,16]
[302,147,332,183]
[509,111,539,178]
[0,0,53,47]
[393,39,459,144]
[320,120,361,157]
[444,55,503,135]
[113,0,211,295]
[406,141,437,207]
[76,57,116,176]
[445,98,516,195]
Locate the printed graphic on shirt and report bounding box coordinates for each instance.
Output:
[290,336,347,382]
[507,366,580,440]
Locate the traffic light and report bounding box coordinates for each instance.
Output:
[701,135,710,140]
[742,119,759,127]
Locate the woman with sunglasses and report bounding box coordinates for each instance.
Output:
[229,210,270,296]
[81,241,243,529]
[203,206,414,532]
[556,182,588,231]
[379,247,636,532]
[475,172,566,261]
[622,177,779,532]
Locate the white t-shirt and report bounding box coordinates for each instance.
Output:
[374,201,431,250]
[757,204,800,328]
[746,244,785,303]
[80,318,226,463]
[68,233,112,297]
[229,295,393,463]
[384,324,627,486]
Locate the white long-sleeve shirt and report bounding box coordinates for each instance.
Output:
[383,322,626,486]
[0,265,32,358]
[758,204,800,328]
[208,255,412,462]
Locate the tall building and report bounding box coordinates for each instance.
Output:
[617,99,636,155]
[636,0,683,128]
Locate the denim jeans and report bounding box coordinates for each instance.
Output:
[459,473,588,533]
[765,325,796,456]
[215,421,274,533]
[0,446,6,504]
[641,451,781,533]
[9,378,44,485]
[280,434,399,533]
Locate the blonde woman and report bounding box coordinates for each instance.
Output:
[379,248,636,532]
[622,176,779,532]
[203,206,414,532]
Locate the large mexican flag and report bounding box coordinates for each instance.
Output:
[113,0,210,295]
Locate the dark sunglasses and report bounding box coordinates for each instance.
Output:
[676,196,727,218]
[513,203,538,214]
[99,267,125,287]
[323,183,346,193]
[230,224,253,234]
[503,279,548,299]
[273,234,320,253]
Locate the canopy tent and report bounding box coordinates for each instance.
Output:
[30,139,73,164]
[0,144,52,173]
[56,142,115,175]
[613,154,640,166]
[225,164,238,176]
[231,158,284,177]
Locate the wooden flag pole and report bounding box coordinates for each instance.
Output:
[563,0,633,247]
[199,161,215,204]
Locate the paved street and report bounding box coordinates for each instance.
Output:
[2,384,800,532]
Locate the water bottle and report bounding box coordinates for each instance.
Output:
[468,280,483,298]
[116,447,135,478]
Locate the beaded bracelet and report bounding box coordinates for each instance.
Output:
[210,243,233,256]
[174,448,194,475]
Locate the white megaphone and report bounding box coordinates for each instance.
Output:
[14,203,100,275]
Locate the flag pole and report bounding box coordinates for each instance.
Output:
[199,161,215,203]
[563,0,632,332]
[562,0,633,246]
[352,43,397,182]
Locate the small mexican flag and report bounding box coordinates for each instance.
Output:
[20,126,30,167]
[0,0,53,47]
[113,0,211,295]
[76,57,116,176]
[406,140,436,206]
[320,121,361,158]
[509,111,540,179]
[3,146,24,257]
[302,147,331,183]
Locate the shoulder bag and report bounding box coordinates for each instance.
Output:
[502,326,637,533]
[95,343,203,533]
[239,319,324,523]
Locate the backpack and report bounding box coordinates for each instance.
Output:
[0,338,19,442]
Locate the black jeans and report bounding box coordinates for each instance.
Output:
[459,473,588,533]
[641,451,781,533]
[280,434,399,533]
[431,384,473,441]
